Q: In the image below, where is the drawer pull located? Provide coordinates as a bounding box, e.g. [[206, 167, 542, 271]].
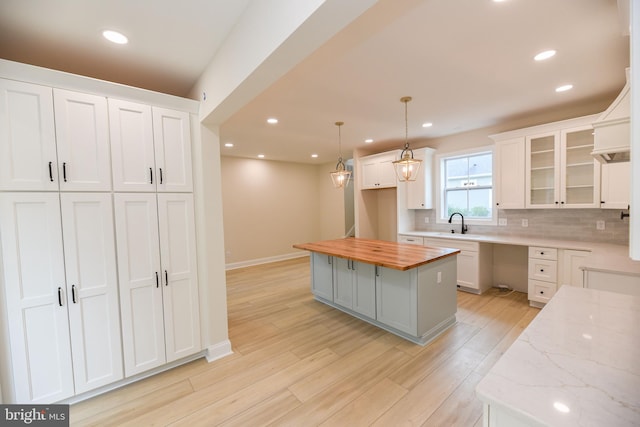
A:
[[540, 251, 545, 255], [540, 269, 544, 273]]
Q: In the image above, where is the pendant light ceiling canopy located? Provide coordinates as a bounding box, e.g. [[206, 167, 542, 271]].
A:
[[392, 96, 422, 182], [330, 121, 351, 188]]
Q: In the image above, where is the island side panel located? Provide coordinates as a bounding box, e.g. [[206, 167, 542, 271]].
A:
[[417, 256, 457, 340]]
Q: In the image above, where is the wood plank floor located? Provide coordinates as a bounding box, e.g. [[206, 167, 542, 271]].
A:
[[70, 257, 539, 426]]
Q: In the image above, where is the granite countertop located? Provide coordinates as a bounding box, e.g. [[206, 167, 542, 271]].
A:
[[293, 237, 459, 271], [400, 231, 640, 276], [476, 286, 640, 426]]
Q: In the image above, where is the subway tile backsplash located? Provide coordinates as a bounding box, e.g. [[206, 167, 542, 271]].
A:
[[414, 209, 629, 245]]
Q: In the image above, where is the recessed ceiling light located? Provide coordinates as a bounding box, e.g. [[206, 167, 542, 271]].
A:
[[311, 154, 318, 158], [224, 143, 234, 148], [258, 154, 265, 158], [534, 50, 556, 61], [103, 30, 128, 45], [267, 118, 278, 124], [422, 122, 433, 128], [555, 84, 573, 92], [365, 139, 373, 144]]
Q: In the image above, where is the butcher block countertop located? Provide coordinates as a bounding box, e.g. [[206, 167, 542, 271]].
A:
[[293, 237, 459, 271]]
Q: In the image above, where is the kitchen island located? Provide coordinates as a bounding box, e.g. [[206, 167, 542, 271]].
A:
[[293, 238, 460, 345], [476, 286, 640, 426]]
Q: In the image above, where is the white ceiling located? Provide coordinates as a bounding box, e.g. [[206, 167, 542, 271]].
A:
[[0, 0, 630, 164]]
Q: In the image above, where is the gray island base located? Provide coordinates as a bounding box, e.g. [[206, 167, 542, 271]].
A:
[[294, 238, 459, 346]]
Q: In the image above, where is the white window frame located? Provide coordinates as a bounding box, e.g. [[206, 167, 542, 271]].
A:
[[435, 146, 497, 226]]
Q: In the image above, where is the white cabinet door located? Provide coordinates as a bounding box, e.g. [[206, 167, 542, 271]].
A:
[[0, 80, 58, 191], [359, 151, 399, 189], [0, 193, 74, 403], [333, 257, 353, 309], [560, 126, 600, 208], [352, 261, 376, 318], [109, 99, 156, 192], [406, 147, 434, 209], [526, 131, 560, 208], [153, 108, 193, 192], [60, 193, 123, 393], [495, 137, 525, 209], [600, 162, 630, 209], [457, 251, 479, 289], [360, 159, 380, 189], [376, 266, 417, 335], [53, 89, 111, 191], [157, 193, 201, 362], [559, 250, 589, 288], [311, 253, 334, 301], [377, 154, 398, 188], [114, 193, 165, 376]]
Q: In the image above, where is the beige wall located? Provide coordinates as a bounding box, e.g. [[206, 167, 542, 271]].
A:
[[221, 157, 347, 267]]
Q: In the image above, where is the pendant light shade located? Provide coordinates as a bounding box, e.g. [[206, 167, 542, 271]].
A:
[[393, 96, 422, 182], [330, 121, 351, 188]]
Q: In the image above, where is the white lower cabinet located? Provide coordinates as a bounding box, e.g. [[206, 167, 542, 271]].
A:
[[527, 247, 558, 305], [0, 192, 122, 403], [114, 193, 200, 377], [376, 267, 418, 335]]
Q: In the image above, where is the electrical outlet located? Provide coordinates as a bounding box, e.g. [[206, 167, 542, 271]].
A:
[[498, 218, 507, 226], [437, 271, 442, 283], [596, 220, 605, 230], [424, 217, 430, 224], [522, 219, 528, 228]]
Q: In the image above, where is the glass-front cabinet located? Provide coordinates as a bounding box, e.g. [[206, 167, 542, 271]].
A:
[[526, 125, 600, 209]]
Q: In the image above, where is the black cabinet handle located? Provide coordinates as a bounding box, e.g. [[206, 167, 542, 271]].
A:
[[375, 266, 379, 277], [72, 285, 77, 304], [328, 256, 332, 265], [58, 287, 63, 306], [63, 162, 67, 182], [150, 167, 153, 184], [165, 270, 168, 286], [159, 168, 163, 184], [48, 162, 54, 182], [155, 271, 159, 288]]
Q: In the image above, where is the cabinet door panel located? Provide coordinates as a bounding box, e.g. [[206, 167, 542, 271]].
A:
[[153, 107, 193, 192], [157, 194, 201, 362], [376, 267, 417, 335], [333, 257, 353, 309], [352, 262, 376, 318], [495, 138, 525, 209], [114, 193, 165, 376], [600, 162, 630, 209], [53, 89, 111, 191], [109, 99, 155, 191], [456, 251, 478, 289], [0, 80, 58, 191], [311, 253, 333, 300], [61, 193, 123, 393], [0, 193, 74, 403]]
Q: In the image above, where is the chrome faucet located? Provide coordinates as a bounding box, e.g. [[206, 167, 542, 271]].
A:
[[448, 212, 468, 234]]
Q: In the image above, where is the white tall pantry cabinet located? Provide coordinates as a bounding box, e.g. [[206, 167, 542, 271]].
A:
[[0, 72, 202, 404]]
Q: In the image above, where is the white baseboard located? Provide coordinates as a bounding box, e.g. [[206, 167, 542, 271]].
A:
[[205, 340, 233, 363], [225, 251, 309, 270]]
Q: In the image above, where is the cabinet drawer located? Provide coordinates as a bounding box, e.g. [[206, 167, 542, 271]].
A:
[[424, 238, 478, 252], [528, 258, 557, 282], [528, 279, 556, 304], [398, 235, 424, 246], [528, 247, 557, 260]]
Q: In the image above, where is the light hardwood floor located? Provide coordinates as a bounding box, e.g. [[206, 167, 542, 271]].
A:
[[70, 257, 539, 426]]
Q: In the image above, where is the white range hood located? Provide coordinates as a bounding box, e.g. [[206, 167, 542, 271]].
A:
[[591, 69, 631, 163]]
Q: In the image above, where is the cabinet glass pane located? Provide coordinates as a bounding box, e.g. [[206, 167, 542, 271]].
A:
[[564, 129, 595, 205], [529, 135, 556, 206]]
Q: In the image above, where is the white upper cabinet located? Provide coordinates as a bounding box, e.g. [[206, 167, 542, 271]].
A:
[[152, 107, 193, 192], [110, 99, 193, 192], [494, 137, 525, 209], [0, 79, 58, 191], [406, 147, 435, 209], [60, 193, 123, 394], [0, 193, 74, 403], [525, 120, 600, 209], [600, 161, 630, 209], [109, 99, 156, 192], [359, 151, 399, 189], [53, 89, 111, 191]]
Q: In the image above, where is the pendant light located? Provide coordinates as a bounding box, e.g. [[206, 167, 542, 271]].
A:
[[393, 96, 422, 182], [330, 121, 351, 188]]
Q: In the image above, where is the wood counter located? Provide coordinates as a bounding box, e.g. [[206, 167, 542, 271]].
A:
[[293, 237, 459, 271]]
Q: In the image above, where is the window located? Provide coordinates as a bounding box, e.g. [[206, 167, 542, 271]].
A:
[[437, 149, 494, 224]]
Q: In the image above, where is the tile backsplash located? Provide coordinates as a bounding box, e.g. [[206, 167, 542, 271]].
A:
[[414, 208, 630, 245]]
